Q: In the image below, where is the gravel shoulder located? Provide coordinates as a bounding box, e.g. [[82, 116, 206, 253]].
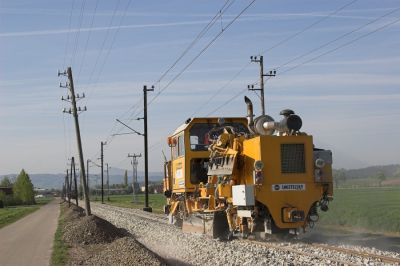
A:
[[59, 202, 165, 266], [90, 202, 400, 266]]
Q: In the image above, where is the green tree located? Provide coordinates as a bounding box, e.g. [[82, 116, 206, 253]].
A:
[[13, 169, 35, 205], [124, 170, 128, 187], [0, 176, 12, 187], [377, 171, 386, 187]]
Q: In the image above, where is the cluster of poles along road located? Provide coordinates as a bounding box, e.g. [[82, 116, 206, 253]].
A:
[[59, 67, 154, 216]]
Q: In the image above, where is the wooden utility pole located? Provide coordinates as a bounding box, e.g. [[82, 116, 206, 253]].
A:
[[72, 157, 78, 206], [248, 55, 276, 116], [143, 85, 153, 212], [128, 153, 141, 203], [59, 67, 91, 216]]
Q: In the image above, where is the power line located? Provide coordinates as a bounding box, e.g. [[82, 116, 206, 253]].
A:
[[147, 0, 257, 108], [77, 0, 100, 80], [189, 0, 360, 118], [153, 0, 235, 86], [70, 0, 87, 68], [95, 0, 254, 154], [206, 10, 400, 116], [62, 0, 76, 69], [275, 6, 400, 71], [85, 0, 121, 89], [279, 14, 400, 75], [89, 0, 134, 92], [260, 0, 359, 55]]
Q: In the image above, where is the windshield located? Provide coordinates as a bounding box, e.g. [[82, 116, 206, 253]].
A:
[[189, 122, 248, 151]]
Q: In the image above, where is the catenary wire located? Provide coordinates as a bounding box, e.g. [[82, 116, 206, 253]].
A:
[[190, 0, 360, 117], [70, 0, 87, 68], [147, 0, 257, 108], [95, 0, 254, 154], [62, 0, 76, 69], [152, 0, 235, 86], [206, 10, 400, 116], [77, 0, 100, 81]]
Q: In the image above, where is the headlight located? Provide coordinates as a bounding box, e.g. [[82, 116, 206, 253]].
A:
[[315, 158, 325, 168], [254, 160, 264, 171]]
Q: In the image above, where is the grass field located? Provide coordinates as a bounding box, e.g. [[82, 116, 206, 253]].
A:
[[97, 194, 166, 213], [319, 187, 400, 234], [0, 197, 53, 229]]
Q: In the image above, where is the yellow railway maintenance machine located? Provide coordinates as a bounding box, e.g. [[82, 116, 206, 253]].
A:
[[163, 96, 333, 239]]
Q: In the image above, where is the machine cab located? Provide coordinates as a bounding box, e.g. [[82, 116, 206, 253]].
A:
[[164, 117, 248, 194]]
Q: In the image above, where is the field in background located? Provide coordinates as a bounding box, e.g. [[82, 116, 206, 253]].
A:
[[96, 194, 165, 214], [0, 197, 53, 229], [319, 187, 400, 234]]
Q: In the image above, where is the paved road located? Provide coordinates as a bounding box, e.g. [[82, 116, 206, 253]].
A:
[[0, 199, 60, 266]]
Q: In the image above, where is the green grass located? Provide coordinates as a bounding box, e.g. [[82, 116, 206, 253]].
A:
[[51, 204, 68, 266], [319, 187, 400, 234], [0, 197, 53, 229], [98, 194, 166, 213]]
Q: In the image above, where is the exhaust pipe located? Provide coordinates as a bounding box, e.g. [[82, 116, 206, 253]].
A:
[[244, 96, 254, 131]]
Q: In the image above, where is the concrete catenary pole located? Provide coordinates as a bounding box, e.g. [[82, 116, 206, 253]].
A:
[[100, 141, 106, 204], [143, 85, 153, 212]]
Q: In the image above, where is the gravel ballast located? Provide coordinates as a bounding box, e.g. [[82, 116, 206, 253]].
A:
[[60, 203, 164, 265], [90, 203, 400, 266]]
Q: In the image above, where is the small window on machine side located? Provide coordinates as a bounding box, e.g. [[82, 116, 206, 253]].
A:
[[171, 138, 178, 159], [178, 134, 185, 157], [190, 158, 209, 184]]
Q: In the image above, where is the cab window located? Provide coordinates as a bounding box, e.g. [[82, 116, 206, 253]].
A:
[[189, 122, 249, 151], [178, 135, 185, 157]]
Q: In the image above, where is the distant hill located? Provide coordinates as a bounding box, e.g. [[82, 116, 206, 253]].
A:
[[334, 164, 400, 179], [0, 168, 163, 189]]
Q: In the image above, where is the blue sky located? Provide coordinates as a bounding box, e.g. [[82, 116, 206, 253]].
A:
[[0, 0, 399, 175]]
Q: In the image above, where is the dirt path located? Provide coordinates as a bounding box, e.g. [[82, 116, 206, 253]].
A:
[[0, 199, 60, 266]]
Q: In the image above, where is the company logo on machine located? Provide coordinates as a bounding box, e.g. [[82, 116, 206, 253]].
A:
[[272, 184, 305, 191]]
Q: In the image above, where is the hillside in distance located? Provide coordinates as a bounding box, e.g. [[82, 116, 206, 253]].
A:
[[0, 169, 163, 189], [334, 164, 400, 179]]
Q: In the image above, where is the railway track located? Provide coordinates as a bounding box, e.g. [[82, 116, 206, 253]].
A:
[[244, 239, 400, 265], [310, 243, 400, 265], [95, 204, 400, 265], [125, 207, 400, 265]]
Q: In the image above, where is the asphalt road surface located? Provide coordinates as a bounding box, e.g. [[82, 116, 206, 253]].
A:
[[0, 199, 59, 266]]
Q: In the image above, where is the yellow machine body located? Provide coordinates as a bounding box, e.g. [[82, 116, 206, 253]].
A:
[[163, 115, 333, 238]]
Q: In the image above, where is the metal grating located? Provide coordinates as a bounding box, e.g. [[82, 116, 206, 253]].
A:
[[281, 144, 306, 174]]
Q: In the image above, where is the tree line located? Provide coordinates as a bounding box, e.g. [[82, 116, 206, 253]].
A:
[[0, 169, 36, 207]]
